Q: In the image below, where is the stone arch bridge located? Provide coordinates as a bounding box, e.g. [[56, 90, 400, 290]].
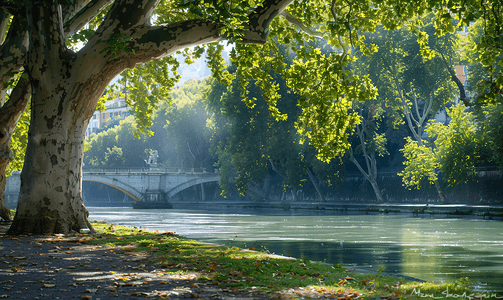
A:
[[5, 168, 220, 207], [83, 167, 221, 204]]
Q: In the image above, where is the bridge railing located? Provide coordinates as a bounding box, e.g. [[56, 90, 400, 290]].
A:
[[82, 167, 219, 175]]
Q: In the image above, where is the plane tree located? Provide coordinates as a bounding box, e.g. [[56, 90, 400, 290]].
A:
[[205, 62, 309, 200], [357, 17, 460, 201], [346, 100, 388, 202], [84, 116, 152, 167], [399, 103, 487, 190], [149, 79, 213, 169], [0, 0, 500, 234]]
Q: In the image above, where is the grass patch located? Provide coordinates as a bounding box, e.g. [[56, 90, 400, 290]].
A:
[[84, 221, 498, 299]]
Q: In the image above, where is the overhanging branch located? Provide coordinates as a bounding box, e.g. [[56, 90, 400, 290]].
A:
[[279, 11, 323, 38], [0, 16, 28, 86], [64, 0, 113, 36], [241, 0, 293, 44]]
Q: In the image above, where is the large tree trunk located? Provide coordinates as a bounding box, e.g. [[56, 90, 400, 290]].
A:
[[8, 79, 95, 234], [7, 0, 117, 235]]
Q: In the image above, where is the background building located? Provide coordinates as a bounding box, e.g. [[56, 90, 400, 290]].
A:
[[85, 97, 130, 136]]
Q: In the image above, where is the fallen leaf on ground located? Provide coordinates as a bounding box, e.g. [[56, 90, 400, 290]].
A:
[[42, 284, 55, 288]]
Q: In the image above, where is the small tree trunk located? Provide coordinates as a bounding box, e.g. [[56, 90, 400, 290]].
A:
[[0, 152, 12, 221], [0, 77, 31, 221], [368, 179, 384, 202], [433, 179, 445, 202], [306, 167, 324, 202]]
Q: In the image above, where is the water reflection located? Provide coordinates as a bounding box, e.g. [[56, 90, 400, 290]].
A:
[[88, 207, 503, 292]]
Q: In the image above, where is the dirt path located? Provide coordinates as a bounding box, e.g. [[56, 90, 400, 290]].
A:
[[0, 222, 275, 300]]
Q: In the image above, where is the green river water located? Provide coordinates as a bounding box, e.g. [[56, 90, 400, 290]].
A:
[[88, 207, 503, 292]]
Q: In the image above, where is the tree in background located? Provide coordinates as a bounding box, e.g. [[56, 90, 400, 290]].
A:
[[206, 45, 343, 201], [461, 20, 503, 170], [399, 103, 486, 191], [85, 79, 213, 170], [149, 79, 213, 169], [85, 116, 150, 167], [477, 104, 503, 171], [347, 101, 389, 202], [462, 21, 503, 105], [359, 16, 461, 201]]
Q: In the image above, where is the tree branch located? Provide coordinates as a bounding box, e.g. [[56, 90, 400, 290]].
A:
[[125, 20, 222, 64], [388, 64, 422, 144], [0, 3, 23, 16], [64, 0, 113, 36], [279, 11, 323, 38], [0, 16, 28, 89], [0, 76, 31, 129], [349, 146, 370, 180], [241, 0, 293, 44], [439, 51, 470, 106], [97, 0, 158, 36], [0, 11, 9, 44]]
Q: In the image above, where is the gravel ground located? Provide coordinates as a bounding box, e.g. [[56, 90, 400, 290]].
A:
[[0, 221, 280, 300]]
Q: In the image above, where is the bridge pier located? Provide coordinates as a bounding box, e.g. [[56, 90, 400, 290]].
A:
[[200, 183, 205, 201], [133, 191, 172, 209]]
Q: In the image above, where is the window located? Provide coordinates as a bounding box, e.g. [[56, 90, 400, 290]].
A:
[[110, 112, 113, 118]]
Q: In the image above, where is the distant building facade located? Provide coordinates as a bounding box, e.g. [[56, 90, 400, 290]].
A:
[[433, 64, 468, 124], [85, 97, 131, 137]]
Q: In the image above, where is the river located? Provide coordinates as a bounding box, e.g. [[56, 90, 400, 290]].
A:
[[88, 206, 503, 292]]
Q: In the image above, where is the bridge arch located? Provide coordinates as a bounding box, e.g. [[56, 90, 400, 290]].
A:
[[167, 174, 220, 198], [83, 174, 144, 202]]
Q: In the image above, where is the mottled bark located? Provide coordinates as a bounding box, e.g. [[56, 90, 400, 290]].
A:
[[8, 1, 101, 234], [7, 96, 93, 233], [0, 16, 28, 85]]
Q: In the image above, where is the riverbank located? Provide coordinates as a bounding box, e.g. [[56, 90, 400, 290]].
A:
[[164, 201, 503, 220], [1, 219, 499, 299]]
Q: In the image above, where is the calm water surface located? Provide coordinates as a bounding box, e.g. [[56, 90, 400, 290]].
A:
[[88, 207, 503, 292]]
